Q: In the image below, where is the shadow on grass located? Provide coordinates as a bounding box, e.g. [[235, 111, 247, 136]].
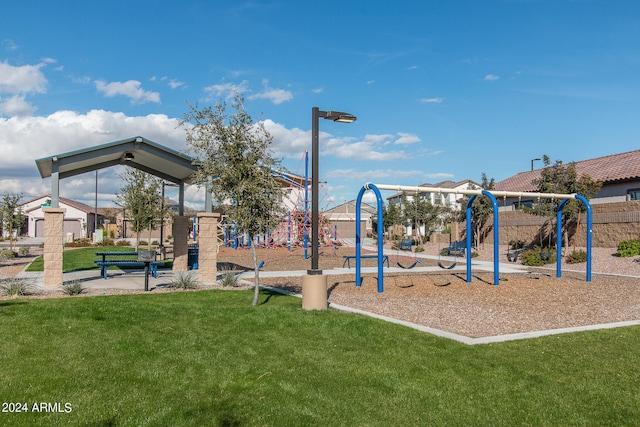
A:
[[258, 289, 290, 306], [0, 300, 28, 308]]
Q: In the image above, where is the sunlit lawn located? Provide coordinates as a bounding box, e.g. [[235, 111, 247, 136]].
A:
[[0, 289, 639, 426], [26, 245, 172, 272]]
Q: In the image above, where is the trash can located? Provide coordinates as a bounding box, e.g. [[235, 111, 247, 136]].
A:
[[187, 243, 199, 270]]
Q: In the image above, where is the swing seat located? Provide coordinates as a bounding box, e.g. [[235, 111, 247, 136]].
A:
[[396, 259, 424, 269], [438, 261, 457, 270]]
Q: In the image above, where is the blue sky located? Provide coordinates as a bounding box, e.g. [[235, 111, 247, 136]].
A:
[[1, 0, 639, 209]]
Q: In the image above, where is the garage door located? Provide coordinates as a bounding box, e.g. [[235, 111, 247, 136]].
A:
[[64, 220, 83, 238], [35, 219, 83, 238], [35, 219, 44, 237]]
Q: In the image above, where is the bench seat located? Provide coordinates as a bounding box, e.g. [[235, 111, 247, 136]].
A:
[[94, 260, 164, 279]]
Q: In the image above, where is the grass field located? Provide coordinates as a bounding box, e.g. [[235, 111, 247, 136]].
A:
[[26, 246, 172, 272], [1, 289, 639, 426]]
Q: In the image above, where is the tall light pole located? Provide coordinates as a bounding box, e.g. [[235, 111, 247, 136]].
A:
[[303, 107, 356, 310], [309, 107, 357, 274], [531, 157, 541, 171]]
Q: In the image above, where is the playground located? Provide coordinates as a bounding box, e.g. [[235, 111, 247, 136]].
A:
[[243, 243, 640, 340]]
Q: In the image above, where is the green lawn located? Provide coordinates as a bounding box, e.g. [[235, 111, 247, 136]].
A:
[[0, 290, 638, 426], [26, 246, 172, 272]]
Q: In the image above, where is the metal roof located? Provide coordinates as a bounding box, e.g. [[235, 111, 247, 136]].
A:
[[35, 136, 197, 184]]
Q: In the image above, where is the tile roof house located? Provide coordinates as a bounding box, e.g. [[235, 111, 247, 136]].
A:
[[494, 150, 640, 204], [19, 194, 102, 239]]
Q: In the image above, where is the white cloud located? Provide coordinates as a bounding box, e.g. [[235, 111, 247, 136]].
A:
[[312, 87, 323, 94], [3, 39, 19, 51], [424, 172, 454, 180], [168, 79, 185, 89], [327, 168, 424, 180], [248, 79, 293, 105], [95, 80, 161, 104], [0, 95, 37, 116], [0, 60, 48, 94], [394, 132, 420, 145], [420, 97, 444, 104], [484, 74, 500, 81], [0, 110, 187, 205], [204, 80, 250, 100]]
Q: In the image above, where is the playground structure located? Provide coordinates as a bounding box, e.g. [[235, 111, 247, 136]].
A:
[[194, 151, 347, 261], [355, 183, 593, 292]]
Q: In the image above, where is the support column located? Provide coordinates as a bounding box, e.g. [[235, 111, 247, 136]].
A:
[[43, 208, 65, 286], [172, 216, 190, 271], [197, 212, 220, 283]]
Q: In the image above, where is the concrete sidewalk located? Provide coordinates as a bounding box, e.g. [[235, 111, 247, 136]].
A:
[[16, 268, 181, 292]]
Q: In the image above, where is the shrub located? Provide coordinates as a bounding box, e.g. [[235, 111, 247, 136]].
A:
[[65, 238, 92, 248], [520, 247, 556, 266], [62, 280, 86, 295], [97, 238, 115, 246], [0, 249, 16, 261], [115, 240, 131, 246], [151, 240, 160, 246], [18, 246, 30, 256], [509, 239, 526, 250], [566, 250, 587, 264], [168, 271, 198, 289], [219, 272, 239, 287], [0, 278, 38, 296], [138, 240, 148, 246], [617, 239, 640, 257], [414, 246, 424, 253]]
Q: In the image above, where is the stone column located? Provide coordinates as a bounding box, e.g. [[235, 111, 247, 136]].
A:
[[172, 216, 190, 271], [43, 208, 65, 286], [196, 212, 220, 283]]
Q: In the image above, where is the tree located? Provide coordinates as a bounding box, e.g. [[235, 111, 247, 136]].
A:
[[456, 174, 495, 248], [531, 155, 602, 250], [181, 93, 286, 306], [1, 193, 25, 252], [115, 168, 165, 249], [400, 193, 441, 244]]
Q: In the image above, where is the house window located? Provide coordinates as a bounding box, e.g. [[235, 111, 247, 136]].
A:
[[627, 189, 640, 201]]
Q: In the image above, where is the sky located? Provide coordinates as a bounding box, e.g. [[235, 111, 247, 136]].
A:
[[1, 0, 640, 210]]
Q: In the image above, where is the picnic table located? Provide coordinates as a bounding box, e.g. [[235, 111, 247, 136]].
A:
[[94, 251, 164, 280]]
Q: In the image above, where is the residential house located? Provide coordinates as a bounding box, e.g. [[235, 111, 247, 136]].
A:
[[494, 149, 640, 206], [19, 195, 101, 239], [324, 200, 377, 239]]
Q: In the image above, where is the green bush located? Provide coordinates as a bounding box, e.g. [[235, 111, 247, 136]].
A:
[[62, 280, 86, 295], [18, 246, 30, 256], [0, 278, 38, 296], [115, 240, 131, 246], [520, 247, 556, 266], [65, 238, 92, 248], [566, 250, 588, 264], [168, 271, 198, 289], [414, 246, 424, 253], [0, 249, 16, 261], [509, 239, 526, 250], [617, 239, 640, 257], [219, 272, 239, 287], [151, 240, 160, 246]]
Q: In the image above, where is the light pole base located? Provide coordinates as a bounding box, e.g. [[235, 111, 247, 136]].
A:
[[302, 274, 328, 310]]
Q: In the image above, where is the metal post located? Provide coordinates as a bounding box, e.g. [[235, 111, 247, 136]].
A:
[[309, 107, 321, 274]]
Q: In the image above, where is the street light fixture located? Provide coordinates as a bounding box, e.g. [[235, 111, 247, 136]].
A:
[[309, 107, 357, 275], [531, 158, 541, 171], [303, 107, 356, 310]]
